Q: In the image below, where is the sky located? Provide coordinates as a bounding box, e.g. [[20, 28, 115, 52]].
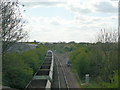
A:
[[19, 0, 118, 43]]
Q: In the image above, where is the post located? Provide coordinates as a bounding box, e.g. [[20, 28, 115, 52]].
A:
[[85, 74, 89, 85], [118, 0, 120, 89], [0, 0, 2, 89], [118, 0, 120, 35]]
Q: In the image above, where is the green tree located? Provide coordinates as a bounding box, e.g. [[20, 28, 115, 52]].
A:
[[2, 45, 46, 88], [102, 70, 118, 88], [1, 0, 28, 54], [70, 47, 90, 78], [2, 53, 33, 88]]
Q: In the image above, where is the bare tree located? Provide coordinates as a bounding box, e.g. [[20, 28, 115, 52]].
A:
[[1, 0, 28, 54], [97, 29, 118, 43], [96, 28, 118, 81], [96, 28, 118, 57]]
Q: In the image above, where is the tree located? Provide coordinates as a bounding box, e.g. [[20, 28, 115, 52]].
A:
[[2, 52, 33, 88], [1, 0, 28, 54], [96, 29, 118, 82], [97, 29, 118, 43], [69, 47, 91, 78]]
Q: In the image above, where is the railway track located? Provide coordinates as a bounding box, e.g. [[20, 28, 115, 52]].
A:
[[25, 51, 79, 89], [61, 58, 75, 88], [54, 53, 69, 89]]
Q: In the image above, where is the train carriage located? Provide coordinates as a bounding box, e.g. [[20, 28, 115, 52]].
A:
[[26, 50, 54, 88]]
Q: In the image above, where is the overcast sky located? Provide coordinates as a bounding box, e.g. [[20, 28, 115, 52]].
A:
[[20, 0, 118, 43]]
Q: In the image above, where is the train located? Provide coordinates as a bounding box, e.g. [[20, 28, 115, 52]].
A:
[[26, 50, 54, 88]]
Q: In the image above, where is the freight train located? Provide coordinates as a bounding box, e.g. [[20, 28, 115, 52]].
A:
[[26, 50, 54, 88]]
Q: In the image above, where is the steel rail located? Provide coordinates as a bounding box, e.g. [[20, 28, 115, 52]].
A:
[[54, 54, 61, 89], [54, 53, 69, 89]]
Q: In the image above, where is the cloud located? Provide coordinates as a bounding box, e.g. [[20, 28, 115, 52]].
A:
[[50, 21, 60, 25], [65, 0, 118, 14], [23, 2, 65, 8], [20, 0, 66, 8], [68, 6, 92, 14], [23, 13, 117, 42], [94, 1, 117, 13], [23, 12, 117, 42], [21, 0, 118, 42], [20, 0, 118, 14]]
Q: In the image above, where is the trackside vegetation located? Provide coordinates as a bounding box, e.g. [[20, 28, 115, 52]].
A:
[[2, 45, 46, 88], [69, 43, 118, 88]]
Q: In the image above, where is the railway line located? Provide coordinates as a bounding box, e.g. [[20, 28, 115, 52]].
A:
[[25, 50, 79, 89], [54, 54, 69, 89], [54, 53, 80, 88]]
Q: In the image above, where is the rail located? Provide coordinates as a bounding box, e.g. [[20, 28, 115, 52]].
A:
[[54, 53, 69, 89]]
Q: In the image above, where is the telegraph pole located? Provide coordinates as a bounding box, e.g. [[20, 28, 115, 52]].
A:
[[118, 0, 120, 89], [118, 0, 119, 35], [0, 0, 2, 89], [118, 0, 120, 48], [107, 0, 119, 88]]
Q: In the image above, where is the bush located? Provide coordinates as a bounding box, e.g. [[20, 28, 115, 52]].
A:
[[69, 47, 91, 78], [69, 43, 118, 88], [3, 53, 33, 88], [101, 70, 118, 88], [2, 45, 46, 88]]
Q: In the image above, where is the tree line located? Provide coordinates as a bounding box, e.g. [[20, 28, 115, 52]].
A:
[[69, 29, 118, 88]]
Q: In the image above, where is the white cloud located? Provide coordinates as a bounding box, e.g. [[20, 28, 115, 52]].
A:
[[23, 13, 117, 42], [94, 1, 117, 13], [66, 0, 118, 14], [20, 0, 118, 14], [21, 0, 118, 42]]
